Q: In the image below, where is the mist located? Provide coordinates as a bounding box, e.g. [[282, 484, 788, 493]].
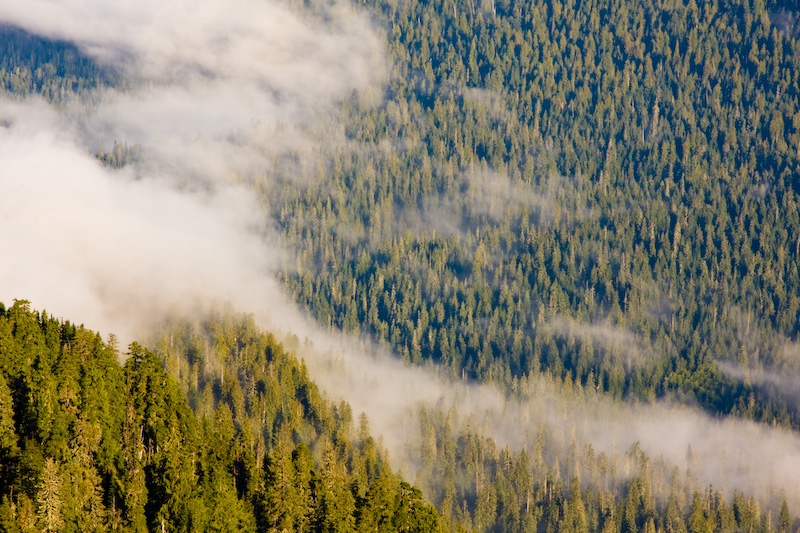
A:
[[0, 0, 384, 341], [3, 0, 800, 520], [546, 316, 655, 370], [293, 328, 800, 508], [1, 98, 276, 341], [716, 337, 800, 414]]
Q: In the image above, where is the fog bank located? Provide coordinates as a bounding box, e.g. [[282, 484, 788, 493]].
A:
[[296, 331, 800, 509], [0, 0, 385, 341]]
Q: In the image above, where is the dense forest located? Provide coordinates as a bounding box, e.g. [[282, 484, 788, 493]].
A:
[[0, 23, 118, 102], [148, 310, 798, 533], [3, 0, 800, 530], [267, 0, 800, 429], [4, 0, 799, 428], [0, 300, 441, 532], [2, 301, 794, 532]]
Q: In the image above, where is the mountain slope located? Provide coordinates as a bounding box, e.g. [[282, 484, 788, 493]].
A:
[[0, 300, 442, 532], [270, 0, 800, 429]]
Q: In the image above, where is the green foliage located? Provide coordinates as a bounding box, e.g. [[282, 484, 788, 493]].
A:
[[5, 0, 800, 528], [262, 0, 800, 433], [151, 308, 443, 533], [402, 400, 791, 532], [355, 472, 442, 533], [0, 24, 118, 102], [0, 301, 442, 532]]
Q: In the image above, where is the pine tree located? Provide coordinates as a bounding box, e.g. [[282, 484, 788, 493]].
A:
[[316, 446, 356, 532], [0, 373, 17, 453], [36, 458, 63, 533]]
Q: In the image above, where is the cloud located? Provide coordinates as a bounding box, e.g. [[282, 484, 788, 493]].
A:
[[716, 339, 800, 412], [0, 0, 387, 189], [0, 0, 384, 92], [293, 329, 800, 508], [461, 168, 591, 225], [394, 169, 592, 242], [0, 0, 386, 340], [770, 9, 800, 38], [0, 99, 277, 343]]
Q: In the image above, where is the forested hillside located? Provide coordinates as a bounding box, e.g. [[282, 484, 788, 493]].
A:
[[148, 308, 800, 532], [0, 301, 442, 532], [0, 23, 118, 101], [268, 0, 800, 429]]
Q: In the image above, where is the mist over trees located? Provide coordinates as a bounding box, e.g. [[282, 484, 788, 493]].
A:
[[0, 23, 118, 100], [2, 301, 795, 532], [3, 0, 800, 530], [270, 0, 800, 429]]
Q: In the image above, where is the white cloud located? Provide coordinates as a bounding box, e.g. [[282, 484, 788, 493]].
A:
[[0, 99, 275, 342], [0, 0, 387, 339]]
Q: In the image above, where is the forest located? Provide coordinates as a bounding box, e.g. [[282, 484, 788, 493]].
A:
[[2, 0, 800, 530], [269, 0, 800, 429], [0, 301, 441, 532], [1, 301, 794, 532]]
